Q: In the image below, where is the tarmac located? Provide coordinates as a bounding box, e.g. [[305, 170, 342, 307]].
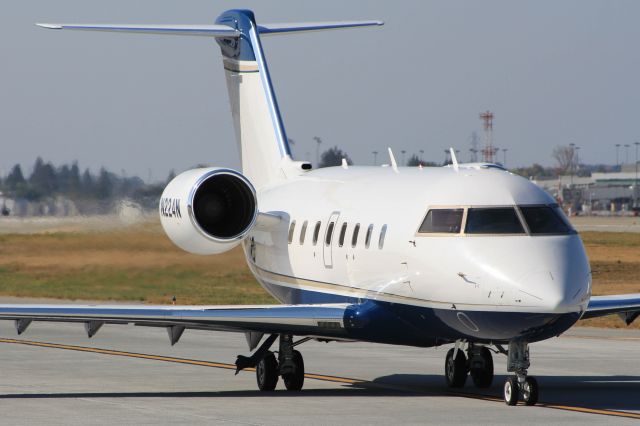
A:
[[1, 321, 639, 425]]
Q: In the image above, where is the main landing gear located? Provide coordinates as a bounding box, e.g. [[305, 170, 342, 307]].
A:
[[443, 340, 538, 406], [444, 343, 494, 389], [236, 333, 307, 392]]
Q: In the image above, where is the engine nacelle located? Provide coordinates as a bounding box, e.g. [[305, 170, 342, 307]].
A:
[[159, 167, 257, 255]]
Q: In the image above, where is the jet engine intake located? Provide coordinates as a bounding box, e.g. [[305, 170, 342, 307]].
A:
[[159, 167, 257, 254]]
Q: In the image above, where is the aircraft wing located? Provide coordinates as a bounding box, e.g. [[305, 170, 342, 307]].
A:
[[0, 303, 350, 343], [582, 294, 640, 325]]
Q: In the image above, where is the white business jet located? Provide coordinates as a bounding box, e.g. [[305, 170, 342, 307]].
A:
[[2, 9, 639, 406]]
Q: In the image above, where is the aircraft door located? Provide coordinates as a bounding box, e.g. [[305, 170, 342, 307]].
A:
[[323, 211, 340, 268]]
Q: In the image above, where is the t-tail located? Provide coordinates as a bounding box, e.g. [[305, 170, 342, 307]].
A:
[[37, 9, 383, 189]]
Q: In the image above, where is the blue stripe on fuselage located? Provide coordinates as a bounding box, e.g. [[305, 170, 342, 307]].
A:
[[258, 280, 580, 347]]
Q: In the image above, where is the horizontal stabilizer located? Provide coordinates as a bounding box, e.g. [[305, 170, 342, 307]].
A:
[[257, 20, 383, 35], [36, 20, 383, 38], [35, 23, 240, 37]]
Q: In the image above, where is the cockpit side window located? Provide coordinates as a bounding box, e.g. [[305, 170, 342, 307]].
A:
[[465, 208, 525, 234], [519, 205, 574, 235], [419, 209, 463, 233]]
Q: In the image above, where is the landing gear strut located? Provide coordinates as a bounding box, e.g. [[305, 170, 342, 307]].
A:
[[503, 340, 538, 406]]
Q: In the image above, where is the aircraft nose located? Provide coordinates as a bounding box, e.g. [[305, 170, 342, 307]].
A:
[[520, 236, 590, 313]]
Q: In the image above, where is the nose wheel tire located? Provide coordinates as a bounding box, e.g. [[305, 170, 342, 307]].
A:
[[470, 346, 493, 388], [256, 351, 279, 391], [504, 376, 519, 406], [521, 376, 539, 406], [283, 350, 305, 391], [445, 348, 468, 388]]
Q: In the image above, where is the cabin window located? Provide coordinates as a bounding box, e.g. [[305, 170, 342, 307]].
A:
[[378, 224, 387, 249], [299, 220, 308, 244], [419, 209, 463, 233], [338, 222, 348, 247], [325, 222, 335, 246], [465, 208, 525, 234], [351, 223, 360, 248], [519, 205, 574, 235], [365, 224, 374, 249], [312, 221, 321, 245], [288, 220, 296, 244]]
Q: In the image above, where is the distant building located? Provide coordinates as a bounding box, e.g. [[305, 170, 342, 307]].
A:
[[532, 168, 639, 214], [0, 196, 79, 217]]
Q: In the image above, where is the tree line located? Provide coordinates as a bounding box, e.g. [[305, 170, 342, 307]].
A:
[[0, 158, 164, 204]]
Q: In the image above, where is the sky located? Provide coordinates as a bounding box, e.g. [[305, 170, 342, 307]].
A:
[[2, 0, 640, 181]]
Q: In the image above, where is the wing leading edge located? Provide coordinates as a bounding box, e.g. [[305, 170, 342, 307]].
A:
[[0, 303, 350, 340], [583, 294, 640, 325]]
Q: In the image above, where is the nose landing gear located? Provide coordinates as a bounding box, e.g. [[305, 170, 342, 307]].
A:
[[504, 340, 538, 406]]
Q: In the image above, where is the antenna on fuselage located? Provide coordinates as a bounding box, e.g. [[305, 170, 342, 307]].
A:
[[449, 147, 459, 172], [387, 147, 399, 173]]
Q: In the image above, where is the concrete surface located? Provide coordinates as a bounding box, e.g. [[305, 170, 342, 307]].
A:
[[0, 321, 638, 425]]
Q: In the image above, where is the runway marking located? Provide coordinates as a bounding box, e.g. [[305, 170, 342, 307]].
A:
[[1, 337, 640, 420]]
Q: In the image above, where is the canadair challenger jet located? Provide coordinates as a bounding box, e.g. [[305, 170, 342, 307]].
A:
[[2, 9, 639, 406]]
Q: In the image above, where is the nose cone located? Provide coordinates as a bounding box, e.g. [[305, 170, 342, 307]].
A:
[[519, 234, 590, 314]]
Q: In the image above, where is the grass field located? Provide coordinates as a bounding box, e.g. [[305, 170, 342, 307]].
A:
[[0, 222, 638, 328]]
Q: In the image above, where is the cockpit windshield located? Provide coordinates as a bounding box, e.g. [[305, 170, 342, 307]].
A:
[[418, 204, 575, 236], [519, 205, 574, 235], [465, 207, 525, 234]]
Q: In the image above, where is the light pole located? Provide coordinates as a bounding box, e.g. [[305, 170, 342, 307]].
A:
[[419, 150, 424, 163], [616, 144, 621, 167], [624, 144, 630, 165], [372, 150, 378, 166], [469, 148, 477, 162], [575, 146, 581, 176], [401, 150, 406, 166], [569, 143, 575, 186], [502, 148, 508, 167], [313, 136, 322, 167], [635, 142, 639, 206]]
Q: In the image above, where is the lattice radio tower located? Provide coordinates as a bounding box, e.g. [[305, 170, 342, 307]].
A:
[[479, 110, 498, 163]]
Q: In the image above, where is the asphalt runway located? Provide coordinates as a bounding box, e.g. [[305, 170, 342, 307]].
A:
[[1, 322, 639, 425]]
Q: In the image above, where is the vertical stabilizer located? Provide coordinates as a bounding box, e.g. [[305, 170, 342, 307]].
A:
[[36, 11, 382, 189], [215, 10, 291, 189]]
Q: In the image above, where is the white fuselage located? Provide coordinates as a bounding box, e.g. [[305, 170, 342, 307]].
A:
[[245, 165, 591, 335]]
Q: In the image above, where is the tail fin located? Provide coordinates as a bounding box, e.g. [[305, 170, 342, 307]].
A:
[[37, 10, 383, 188]]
